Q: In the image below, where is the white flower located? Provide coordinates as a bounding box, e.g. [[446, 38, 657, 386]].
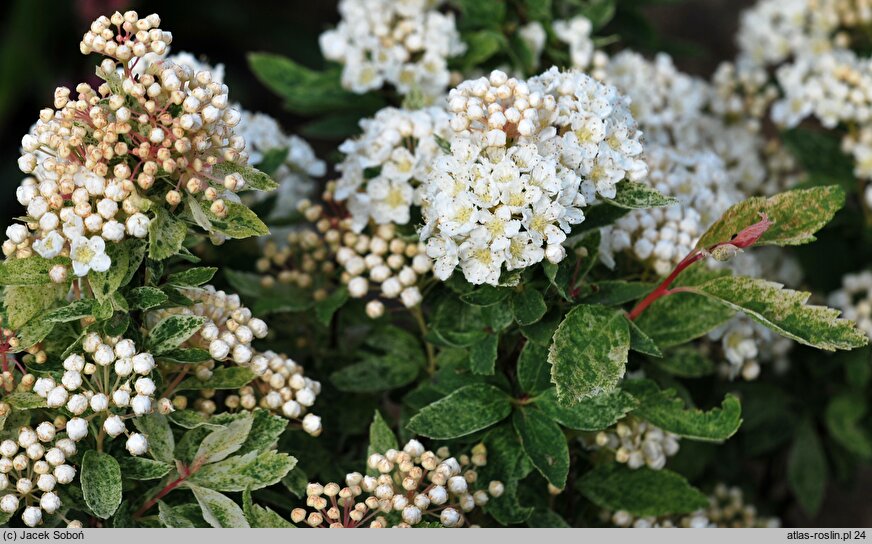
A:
[[302, 413, 322, 436], [69, 236, 111, 277], [65, 418, 88, 441], [125, 213, 151, 238], [420, 68, 646, 285], [125, 433, 148, 456]]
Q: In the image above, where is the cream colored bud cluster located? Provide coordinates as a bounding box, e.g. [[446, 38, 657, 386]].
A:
[[147, 286, 269, 366], [31, 334, 156, 456], [80, 12, 171, 59], [257, 229, 337, 299], [608, 482, 780, 528], [17, 12, 248, 262], [291, 440, 503, 528], [195, 351, 323, 437], [709, 60, 779, 127], [588, 417, 680, 470], [261, 197, 432, 318], [0, 320, 47, 371], [0, 424, 77, 527]]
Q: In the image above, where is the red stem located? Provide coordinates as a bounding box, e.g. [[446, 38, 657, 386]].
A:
[[134, 465, 191, 518], [626, 249, 705, 321]]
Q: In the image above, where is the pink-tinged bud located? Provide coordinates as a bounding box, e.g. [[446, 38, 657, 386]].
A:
[[719, 212, 773, 250]]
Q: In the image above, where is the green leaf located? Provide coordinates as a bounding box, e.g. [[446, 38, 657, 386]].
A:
[[517, 341, 551, 395], [189, 450, 297, 491], [158, 348, 212, 364], [212, 161, 278, 192], [89, 240, 134, 301], [5, 392, 47, 410], [195, 413, 254, 465], [548, 305, 630, 405], [535, 388, 637, 431], [237, 409, 289, 455], [512, 407, 569, 488], [148, 207, 187, 260], [168, 410, 224, 430], [81, 451, 123, 519], [158, 501, 196, 528], [117, 457, 172, 480], [479, 426, 534, 524], [12, 316, 55, 352], [654, 347, 716, 378], [454, 0, 506, 29], [782, 128, 855, 189], [788, 420, 828, 516], [187, 483, 250, 528], [314, 286, 348, 325], [626, 317, 662, 357], [521, 0, 552, 21], [634, 269, 735, 349], [332, 326, 423, 392], [578, 281, 655, 306], [167, 267, 217, 287], [248, 52, 383, 115], [242, 488, 295, 528], [368, 410, 398, 456], [178, 367, 257, 391], [470, 334, 499, 375], [825, 393, 872, 459], [512, 288, 547, 326], [579, 464, 708, 516], [691, 276, 868, 351], [695, 185, 845, 249], [132, 413, 175, 465], [44, 300, 94, 323], [623, 380, 743, 442], [0, 255, 69, 285], [605, 180, 678, 209], [459, 30, 506, 69], [198, 200, 270, 239], [407, 384, 512, 439], [4, 284, 66, 329], [331, 354, 421, 392], [460, 285, 510, 306], [146, 315, 208, 355]]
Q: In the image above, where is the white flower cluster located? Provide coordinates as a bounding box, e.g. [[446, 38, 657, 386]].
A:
[[9, 12, 251, 277], [335, 106, 451, 231], [421, 68, 647, 285], [204, 351, 323, 436], [736, 0, 838, 68], [319, 0, 466, 97], [162, 51, 326, 214], [828, 270, 872, 338], [554, 17, 596, 71], [592, 53, 743, 273], [733, 0, 872, 180], [32, 334, 156, 455], [708, 316, 793, 381], [588, 417, 680, 470], [599, 145, 736, 275], [0, 424, 77, 527], [237, 110, 325, 213], [609, 483, 780, 528], [148, 286, 269, 366], [292, 440, 502, 528], [260, 199, 432, 316]]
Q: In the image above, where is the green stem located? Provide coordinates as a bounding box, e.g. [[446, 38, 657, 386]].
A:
[[410, 306, 437, 375]]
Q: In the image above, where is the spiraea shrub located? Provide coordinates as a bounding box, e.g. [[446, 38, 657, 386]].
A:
[[0, 0, 871, 528]]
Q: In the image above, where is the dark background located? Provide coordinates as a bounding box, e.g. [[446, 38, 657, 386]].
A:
[[0, 0, 868, 527]]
